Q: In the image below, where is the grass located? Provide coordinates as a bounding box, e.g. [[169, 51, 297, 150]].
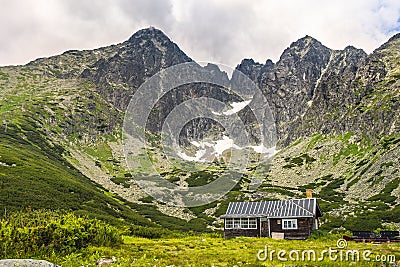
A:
[[36, 234, 400, 266], [186, 170, 219, 187], [0, 119, 163, 229], [127, 202, 211, 233]]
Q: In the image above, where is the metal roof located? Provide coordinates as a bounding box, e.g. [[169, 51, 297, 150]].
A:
[[220, 198, 321, 218]]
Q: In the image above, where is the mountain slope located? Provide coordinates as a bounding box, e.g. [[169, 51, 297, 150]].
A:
[[241, 35, 398, 145], [240, 34, 399, 230], [0, 36, 210, 231], [0, 28, 399, 232]]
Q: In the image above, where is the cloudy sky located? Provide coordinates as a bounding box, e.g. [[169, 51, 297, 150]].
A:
[[1, 0, 400, 67]]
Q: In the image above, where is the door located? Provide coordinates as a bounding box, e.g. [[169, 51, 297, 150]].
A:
[[260, 219, 269, 237]]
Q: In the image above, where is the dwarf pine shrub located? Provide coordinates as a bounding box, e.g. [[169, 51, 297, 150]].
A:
[[0, 209, 122, 257]]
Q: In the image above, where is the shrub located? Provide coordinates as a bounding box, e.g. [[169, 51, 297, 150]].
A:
[[343, 214, 382, 231], [129, 226, 169, 239], [309, 229, 334, 240], [0, 210, 122, 257]]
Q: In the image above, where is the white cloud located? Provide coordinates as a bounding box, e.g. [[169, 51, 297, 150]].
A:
[[0, 0, 399, 66]]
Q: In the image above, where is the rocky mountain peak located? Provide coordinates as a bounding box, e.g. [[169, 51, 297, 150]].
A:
[[387, 32, 400, 43], [123, 27, 192, 64], [373, 32, 400, 55], [127, 27, 172, 45], [234, 58, 264, 82], [238, 58, 261, 66], [327, 46, 367, 72], [203, 62, 222, 72], [81, 27, 192, 110], [291, 35, 320, 46], [282, 35, 329, 59], [202, 63, 230, 85], [277, 35, 332, 74], [342, 45, 366, 55]]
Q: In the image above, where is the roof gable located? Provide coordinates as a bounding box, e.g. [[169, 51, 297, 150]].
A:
[[221, 198, 321, 218]]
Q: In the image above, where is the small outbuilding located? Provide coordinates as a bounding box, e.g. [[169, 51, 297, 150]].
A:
[[220, 197, 322, 239]]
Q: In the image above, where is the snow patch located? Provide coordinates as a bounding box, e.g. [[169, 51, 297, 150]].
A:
[[177, 136, 277, 162], [314, 51, 335, 92], [249, 144, 277, 156], [214, 136, 241, 155], [177, 149, 207, 162], [177, 135, 241, 162], [223, 100, 251, 115]]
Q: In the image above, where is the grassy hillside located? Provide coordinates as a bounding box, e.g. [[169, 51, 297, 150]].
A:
[[0, 118, 157, 227], [0, 64, 215, 233], [0, 65, 147, 226]]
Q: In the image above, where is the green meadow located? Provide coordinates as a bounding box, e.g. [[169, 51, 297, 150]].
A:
[[2, 210, 399, 266], [45, 235, 400, 266]]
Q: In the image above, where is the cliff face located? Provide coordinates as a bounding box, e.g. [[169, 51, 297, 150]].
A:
[[31, 28, 397, 148], [237, 35, 398, 148], [25, 28, 399, 147], [77, 28, 398, 148], [80, 27, 192, 111]]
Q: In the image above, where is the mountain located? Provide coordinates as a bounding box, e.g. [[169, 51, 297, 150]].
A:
[[0, 28, 399, 232], [80, 27, 193, 111], [241, 35, 398, 146], [240, 34, 399, 230]]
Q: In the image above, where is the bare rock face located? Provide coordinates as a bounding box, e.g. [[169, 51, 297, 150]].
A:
[[233, 58, 265, 83], [285, 45, 369, 143], [236, 35, 399, 147], [27, 27, 399, 148], [77, 28, 398, 148], [82, 27, 192, 111], [261, 36, 333, 144]]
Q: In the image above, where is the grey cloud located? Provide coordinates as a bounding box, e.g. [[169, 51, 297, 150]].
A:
[[117, 0, 175, 31], [169, 1, 269, 67], [0, 0, 399, 67]]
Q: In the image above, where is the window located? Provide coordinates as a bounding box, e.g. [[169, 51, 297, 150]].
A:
[[225, 218, 233, 229], [282, 219, 297, 229], [241, 218, 249, 229], [225, 218, 258, 229], [233, 218, 241, 229], [249, 218, 257, 229]]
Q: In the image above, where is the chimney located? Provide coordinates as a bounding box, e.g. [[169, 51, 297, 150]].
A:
[[306, 189, 312, 198]]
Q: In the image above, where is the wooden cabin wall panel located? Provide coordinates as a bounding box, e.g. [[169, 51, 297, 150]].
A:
[[224, 228, 259, 238], [269, 217, 313, 239]]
